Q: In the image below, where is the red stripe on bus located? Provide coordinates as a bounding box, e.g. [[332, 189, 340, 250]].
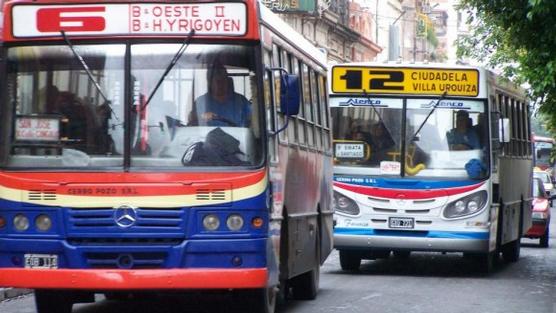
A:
[[334, 182, 484, 199], [0, 268, 268, 290], [0, 170, 266, 196]]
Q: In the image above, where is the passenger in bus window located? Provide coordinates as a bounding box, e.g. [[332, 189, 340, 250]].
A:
[[347, 122, 372, 144], [447, 110, 480, 150], [189, 62, 251, 127], [472, 112, 487, 147]]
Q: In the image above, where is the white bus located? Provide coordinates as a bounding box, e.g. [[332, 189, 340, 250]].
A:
[[329, 63, 532, 272]]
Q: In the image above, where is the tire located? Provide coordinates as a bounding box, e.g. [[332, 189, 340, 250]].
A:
[[465, 252, 495, 274], [478, 252, 495, 274], [502, 238, 521, 262], [339, 250, 361, 271], [540, 227, 550, 248], [290, 265, 319, 300], [291, 221, 320, 300], [250, 287, 277, 313], [35, 290, 73, 313]]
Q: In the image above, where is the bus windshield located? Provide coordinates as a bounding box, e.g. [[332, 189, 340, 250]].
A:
[[332, 98, 488, 179], [534, 140, 554, 169], [2, 43, 263, 169]]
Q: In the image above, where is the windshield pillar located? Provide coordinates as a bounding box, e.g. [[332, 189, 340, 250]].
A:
[[124, 44, 132, 170]]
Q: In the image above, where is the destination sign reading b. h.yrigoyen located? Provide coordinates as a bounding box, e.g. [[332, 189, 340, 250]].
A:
[[331, 66, 479, 97]]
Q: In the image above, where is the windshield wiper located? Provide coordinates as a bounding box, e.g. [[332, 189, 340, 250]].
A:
[[362, 90, 396, 141], [143, 29, 195, 110], [410, 91, 448, 141], [60, 30, 119, 122]]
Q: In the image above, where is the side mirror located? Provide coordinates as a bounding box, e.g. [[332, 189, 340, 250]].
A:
[[280, 74, 300, 116], [499, 118, 510, 143], [490, 111, 501, 151]]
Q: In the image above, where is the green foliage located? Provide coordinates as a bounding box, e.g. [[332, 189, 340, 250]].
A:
[[426, 26, 438, 48], [457, 0, 556, 133]]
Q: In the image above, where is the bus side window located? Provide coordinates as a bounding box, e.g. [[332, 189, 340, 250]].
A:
[[294, 58, 306, 145], [301, 62, 314, 147], [310, 69, 322, 151], [271, 44, 287, 143], [263, 49, 276, 134], [319, 75, 331, 151]]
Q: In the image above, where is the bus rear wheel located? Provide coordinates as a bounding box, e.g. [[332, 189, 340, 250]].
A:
[[35, 290, 73, 313], [339, 250, 361, 271]]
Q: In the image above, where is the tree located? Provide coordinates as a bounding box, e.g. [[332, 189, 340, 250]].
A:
[[457, 0, 556, 132]]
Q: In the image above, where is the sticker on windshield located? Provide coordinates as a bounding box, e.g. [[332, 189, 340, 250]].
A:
[[15, 116, 60, 142], [335, 143, 366, 158], [380, 161, 401, 175]]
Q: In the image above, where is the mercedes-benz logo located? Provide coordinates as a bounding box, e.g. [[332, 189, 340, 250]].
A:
[[113, 205, 138, 228]]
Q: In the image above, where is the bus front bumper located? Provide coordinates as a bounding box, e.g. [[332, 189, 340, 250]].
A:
[[334, 231, 490, 253], [0, 268, 268, 290]]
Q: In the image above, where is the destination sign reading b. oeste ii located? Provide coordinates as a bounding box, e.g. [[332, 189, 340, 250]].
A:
[[331, 66, 480, 97]]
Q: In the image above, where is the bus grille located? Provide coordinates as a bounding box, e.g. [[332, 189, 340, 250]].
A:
[[68, 238, 183, 246], [85, 252, 167, 269], [67, 207, 186, 232]]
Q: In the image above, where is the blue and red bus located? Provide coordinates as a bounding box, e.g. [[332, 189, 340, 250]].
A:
[[0, 1, 333, 312], [329, 63, 532, 272]]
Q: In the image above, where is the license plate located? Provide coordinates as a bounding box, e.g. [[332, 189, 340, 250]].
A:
[[389, 217, 414, 229], [24, 254, 58, 269]]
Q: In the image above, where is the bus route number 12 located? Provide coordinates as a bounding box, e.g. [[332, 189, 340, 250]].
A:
[[339, 69, 405, 92]]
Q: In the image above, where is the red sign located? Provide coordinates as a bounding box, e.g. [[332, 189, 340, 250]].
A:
[[36, 7, 106, 32], [15, 117, 60, 142]]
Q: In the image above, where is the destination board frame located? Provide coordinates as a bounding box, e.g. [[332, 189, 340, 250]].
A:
[[331, 66, 480, 97]]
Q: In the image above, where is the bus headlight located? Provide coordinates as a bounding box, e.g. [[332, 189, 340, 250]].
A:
[[443, 191, 487, 219], [226, 214, 244, 231], [454, 200, 466, 213], [203, 214, 220, 231], [13, 214, 30, 231], [35, 214, 52, 231], [333, 191, 360, 215]]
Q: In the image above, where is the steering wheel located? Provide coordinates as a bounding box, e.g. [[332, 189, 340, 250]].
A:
[[451, 143, 473, 151], [202, 112, 238, 127]]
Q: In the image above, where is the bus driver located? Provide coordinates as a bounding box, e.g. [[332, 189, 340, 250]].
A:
[[447, 110, 480, 150], [189, 62, 252, 127]]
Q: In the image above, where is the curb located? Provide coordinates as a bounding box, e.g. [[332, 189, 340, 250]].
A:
[[0, 288, 33, 302]]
